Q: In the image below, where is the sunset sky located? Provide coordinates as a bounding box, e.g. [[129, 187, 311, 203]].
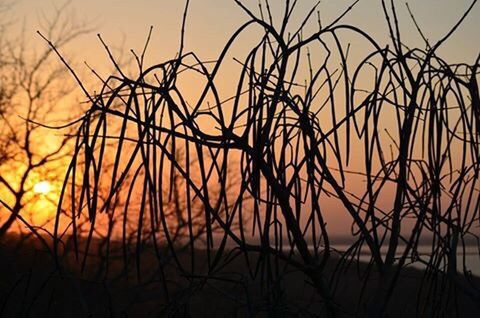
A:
[[4, 0, 480, 234], [13, 0, 480, 71], [2, 2, 480, 317]]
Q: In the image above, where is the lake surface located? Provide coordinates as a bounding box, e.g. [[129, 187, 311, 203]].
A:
[[329, 244, 480, 277]]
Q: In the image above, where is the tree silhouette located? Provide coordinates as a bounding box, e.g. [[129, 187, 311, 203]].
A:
[[16, 0, 480, 316], [0, 1, 91, 238]]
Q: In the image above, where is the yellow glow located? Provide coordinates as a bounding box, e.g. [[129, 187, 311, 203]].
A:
[[33, 181, 52, 195]]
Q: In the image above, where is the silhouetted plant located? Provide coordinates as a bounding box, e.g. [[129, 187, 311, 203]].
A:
[[38, 0, 480, 316]]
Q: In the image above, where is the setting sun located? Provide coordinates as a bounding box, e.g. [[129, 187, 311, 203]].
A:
[[33, 181, 52, 195]]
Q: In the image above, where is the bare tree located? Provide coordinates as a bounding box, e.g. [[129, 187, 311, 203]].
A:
[[0, 1, 91, 237]]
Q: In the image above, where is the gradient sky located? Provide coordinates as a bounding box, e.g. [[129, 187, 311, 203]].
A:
[[7, 0, 480, 234], [12, 0, 480, 71]]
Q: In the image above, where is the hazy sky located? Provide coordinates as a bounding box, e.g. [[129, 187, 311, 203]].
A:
[[12, 0, 480, 70], [8, 0, 480, 233]]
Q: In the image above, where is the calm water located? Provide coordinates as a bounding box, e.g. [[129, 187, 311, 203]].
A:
[[329, 244, 480, 277]]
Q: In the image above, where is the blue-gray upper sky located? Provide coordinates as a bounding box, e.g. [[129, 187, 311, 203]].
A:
[[11, 0, 480, 68]]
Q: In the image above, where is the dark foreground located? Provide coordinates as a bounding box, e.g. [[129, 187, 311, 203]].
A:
[[0, 235, 479, 317]]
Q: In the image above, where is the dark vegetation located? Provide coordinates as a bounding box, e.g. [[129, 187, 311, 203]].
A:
[[1, 0, 480, 317], [1, 235, 480, 317]]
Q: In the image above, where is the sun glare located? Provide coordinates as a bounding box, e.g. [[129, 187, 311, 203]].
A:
[[33, 181, 52, 195]]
